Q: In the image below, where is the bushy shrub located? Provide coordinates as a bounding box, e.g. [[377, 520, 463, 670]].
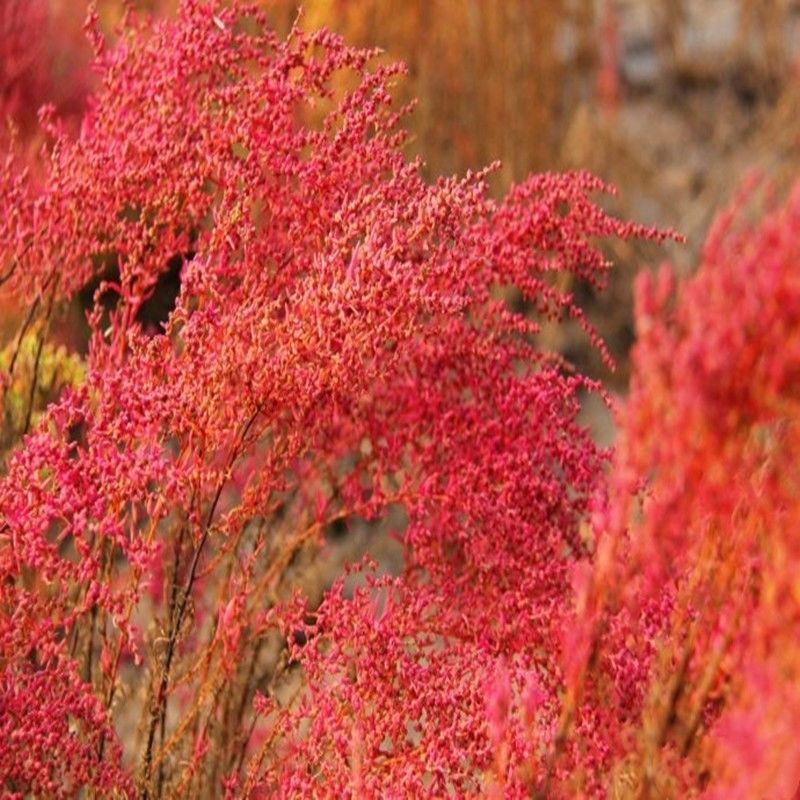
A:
[[584, 182, 800, 798], [2, 2, 797, 799]]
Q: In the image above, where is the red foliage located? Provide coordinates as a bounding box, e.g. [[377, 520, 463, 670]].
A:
[[0, 0, 92, 140], [5, 2, 798, 799], [570, 182, 800, 796]]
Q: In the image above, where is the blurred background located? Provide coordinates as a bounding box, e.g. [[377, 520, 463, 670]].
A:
[[3, 0, 800, 399]]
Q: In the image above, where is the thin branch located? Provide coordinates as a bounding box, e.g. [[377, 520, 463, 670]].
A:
[[6, 296, 40, 378], [0, 238, 32, 289], [140, 404, 262, 797], [22, 331, 45, 434]]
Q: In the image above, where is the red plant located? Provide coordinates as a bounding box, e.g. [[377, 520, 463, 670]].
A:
[[562, 181, 800, 797], [0, 2, 669, 796], [6, 1, 798, 799], [0, 0, 94, 142]]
